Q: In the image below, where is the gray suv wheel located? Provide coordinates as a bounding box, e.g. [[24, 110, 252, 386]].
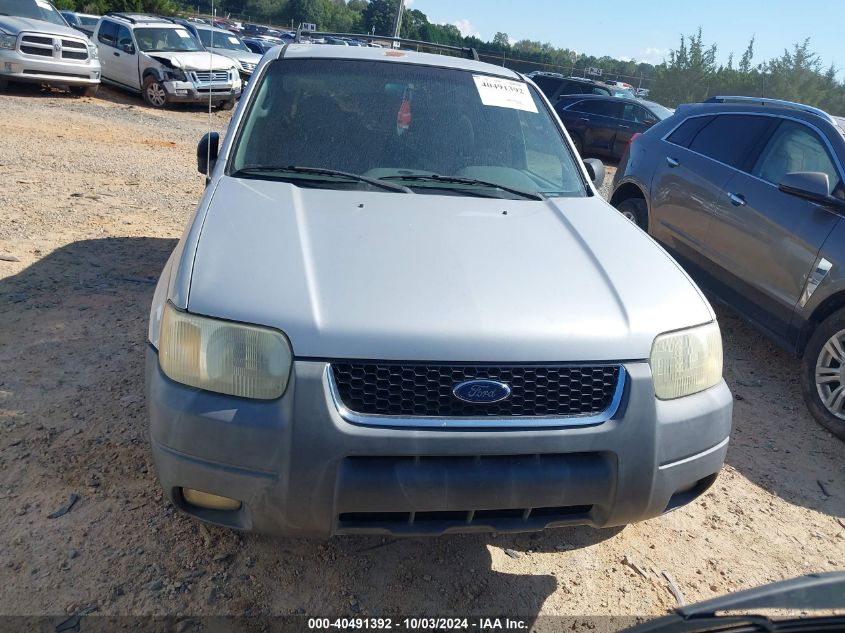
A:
[[142, 76, 167, 108], [802, 308, 845, 440]]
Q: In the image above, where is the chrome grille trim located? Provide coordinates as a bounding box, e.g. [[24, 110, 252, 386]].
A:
[[18, 33, 89, 62], [192, 70, 230, 83], [326, 364, 626, 429]]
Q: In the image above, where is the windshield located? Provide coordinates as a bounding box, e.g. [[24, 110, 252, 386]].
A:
[[198, 28, 249, 51], [77, 14, 97, 25], [0, 0, 66, 26], [231, 59, 586, 198], [134, 27, 203, 53], [612, 89, 635, 98]]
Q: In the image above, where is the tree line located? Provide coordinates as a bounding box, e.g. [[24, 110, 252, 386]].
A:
[[53, 0, 845, 115]]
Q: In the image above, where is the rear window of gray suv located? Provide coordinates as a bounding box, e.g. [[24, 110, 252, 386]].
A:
[[231, 59, 588, 198]]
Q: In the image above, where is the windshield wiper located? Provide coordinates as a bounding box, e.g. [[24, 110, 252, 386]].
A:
[[380, 174, 543, 200], [232, 165, 412, 193], [622, 572, 845, 633]]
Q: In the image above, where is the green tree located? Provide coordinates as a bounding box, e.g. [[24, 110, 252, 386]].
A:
[[492, 31, 509, 48], [363, 0, 399, 36], [738, 36, 755, 73]]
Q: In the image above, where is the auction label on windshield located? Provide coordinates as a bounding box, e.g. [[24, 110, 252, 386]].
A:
[[473, 75, 538, 113]]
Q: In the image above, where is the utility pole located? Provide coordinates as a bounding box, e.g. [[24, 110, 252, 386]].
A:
[[393, 0, 405, 39]]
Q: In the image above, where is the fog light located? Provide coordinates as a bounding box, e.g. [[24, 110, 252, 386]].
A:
[[4, 62, 12, 71], [182, 488, 241, 511]]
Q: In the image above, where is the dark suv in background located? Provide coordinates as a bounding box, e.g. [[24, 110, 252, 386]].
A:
[[555, 94, 673, 158], [526, 71, 611, 101], [611, 96, 845, 439]]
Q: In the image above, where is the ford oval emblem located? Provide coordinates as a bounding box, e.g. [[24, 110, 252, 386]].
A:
[[452, 379, 512, 404]]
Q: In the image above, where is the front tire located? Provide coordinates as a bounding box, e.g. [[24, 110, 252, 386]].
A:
[[142, 76, 168, 108], [218, 98, 236, 111], [801, 307, 845, 440], [69, 85, 98, 97], [615, 197, 648, 230], [0, 78, 8, 91]]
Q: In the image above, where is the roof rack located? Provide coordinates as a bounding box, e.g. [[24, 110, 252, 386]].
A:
[[705, 96, 837, 125], [103, 12, 175, 24], [293, 30, 479, 61]]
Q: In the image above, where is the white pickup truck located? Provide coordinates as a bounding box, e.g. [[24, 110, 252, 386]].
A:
[[0, 0, 100, 95]]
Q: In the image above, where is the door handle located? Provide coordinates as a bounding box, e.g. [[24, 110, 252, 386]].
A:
[[666, 157, 679, 168], [578, 117, 590, 122], [618, 125, 629, 129], [113, 51, 119, 56], [727, 192, 747, 206]]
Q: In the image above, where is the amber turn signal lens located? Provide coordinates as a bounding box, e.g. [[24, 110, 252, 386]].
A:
[[182, 488, 242, 511]]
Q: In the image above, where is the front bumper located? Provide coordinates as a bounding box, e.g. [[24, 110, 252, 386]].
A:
[[162, 78, 241, 103], [147, 347, 733, 538], [0, 49, 100, 86]]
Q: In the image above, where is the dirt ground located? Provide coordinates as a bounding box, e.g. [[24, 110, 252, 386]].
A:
[[1, 84, 844, 627]]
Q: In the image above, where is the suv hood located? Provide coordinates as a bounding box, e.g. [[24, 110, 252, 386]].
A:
[[146, 50, 235, 71], [185, 178, 714, 362], [0, 16, 84, 38], [209, 47, 261, 65]]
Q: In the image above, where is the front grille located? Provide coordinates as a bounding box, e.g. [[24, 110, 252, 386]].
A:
[[19, 35, 89, 62], [339, 505, 592, 531], [193, 70, 230, 83], [331, 363, 621, 418], [21, 34, 52, 45], [20, 45, 52, 57], [240, 62, 255, 72]]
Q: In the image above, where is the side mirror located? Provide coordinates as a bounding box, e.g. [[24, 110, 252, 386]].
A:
[[122, 43, 135, 54], [583, 158, 605, 190], [779, 171, 832, 205], [197, 132, 220, 179]]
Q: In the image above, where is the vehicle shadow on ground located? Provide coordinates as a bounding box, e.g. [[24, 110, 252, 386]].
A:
[[0, 237, 621, 618], [240, 525, 624, 617], [717, 306, 845, 518]]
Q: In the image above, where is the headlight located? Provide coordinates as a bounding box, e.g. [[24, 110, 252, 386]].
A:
[[649, 321, 722, 399], [0, 31, 16, 50], [158, 302, 292, 400], [87, 44, 98, 59], [163, 68, 187, 81]]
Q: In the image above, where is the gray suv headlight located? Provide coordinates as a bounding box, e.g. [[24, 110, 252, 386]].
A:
[[159, 302, 292, 400], [650, 321, 723, 399], [163, 68, 187, 81], [0, 31, 16, 49]]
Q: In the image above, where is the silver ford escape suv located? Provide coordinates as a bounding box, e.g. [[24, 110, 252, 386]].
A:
[[145, 43, 733, 537]]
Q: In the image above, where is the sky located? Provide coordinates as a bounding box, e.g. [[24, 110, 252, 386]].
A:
[[407, 0, 845, 74]]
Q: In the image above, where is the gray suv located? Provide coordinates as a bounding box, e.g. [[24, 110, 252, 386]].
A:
[[146, 44, 732, 538], [611, 96, 845, 439], [93, 13, 241, 109]]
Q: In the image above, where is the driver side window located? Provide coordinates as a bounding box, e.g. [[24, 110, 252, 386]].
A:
[[97, 20, 117, 47], [116, 25, 133, 51]]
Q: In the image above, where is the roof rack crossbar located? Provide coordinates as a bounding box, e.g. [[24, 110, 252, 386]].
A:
[[294, 31, 479, 61], [104, 12, 176, 24], [705, 96, 836, 125], [103, 11, 137, 23]]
